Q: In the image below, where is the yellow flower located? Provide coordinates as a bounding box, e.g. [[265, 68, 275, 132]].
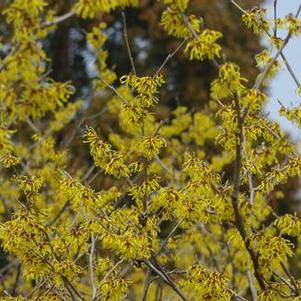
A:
[[139, 135, 167, 159], [274, 214, 301, 237], [185, 30, 222, 60]]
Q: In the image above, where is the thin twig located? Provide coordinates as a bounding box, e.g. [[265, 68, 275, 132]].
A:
[[230, 0, 247, 14], [86, 107, 108, 120], [122, 12, 137, 75], [232, 93, 267, 291], [89, 236, 97, 300], [62, 277, 76, 301], [86, 169, 104, 185], [26, 118, 39, 132], [97, 75, 129, 105], [48, 200, 70, 227], [279, 52, 300, 87], [95, 259, 124, 299], [144, 260, 189, 301], [142, 267, 151, 301], [273, 0, 278, 38], [273, 271, 296, 292], [11, 263, 21, 296], [181, 13, 198, 39], [280, 262, 301, 296], [63, 277, 85, 301], [246, 269, 258, 301], [153, 38, 188, 77], [156, 217, 184, 256], [42, 10, 76, 27], [229, 289, 249, 301]]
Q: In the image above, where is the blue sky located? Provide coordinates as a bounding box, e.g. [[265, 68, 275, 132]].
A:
[[263, 0, 301, 141]]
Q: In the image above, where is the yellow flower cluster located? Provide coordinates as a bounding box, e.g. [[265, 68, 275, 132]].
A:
[[129, 177, 160, 209], [250, 232, 294, 269], [120, 74, 165, 107], [163, 0, 189, 11], [99, 278, 131, 301], [83, 127, 130, 178], [161, 10, 201, 38], [285, 15, 301, 35], [279, 104, 301, 128], [255, 50, 280, 78], [138, 135, 167, 159], [74, 0, 139, 18], [180, 265, 232, 300], [242, 8, 269, 34], [274, 214, 301, 237], [185, 30, 222, 61], [160, 0, 201, 39], [211, 63, 247, 99], [240, 88, 267, 112], [0, 128, 20, 168], [13, 175, 44, 199]]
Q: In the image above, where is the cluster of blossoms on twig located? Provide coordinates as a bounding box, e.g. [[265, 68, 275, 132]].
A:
[[1, 0, 301, 300]]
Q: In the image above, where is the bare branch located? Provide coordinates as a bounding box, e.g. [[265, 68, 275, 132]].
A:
[[97, 75, 129, 105], [230, 0, 247, 14], [280, 262, 301, 296], [144, 260, 189, 301], [246, 269, 258, 301], [122, 12, 137, 75], [153, 38, 188, 77], [89, 236, 97, 300], [156, 217, 184, 256], [232, 93, 267, 291], [42, 11, 76, 27], [273, 0, 278, 38], [142, 267, 151, 301]]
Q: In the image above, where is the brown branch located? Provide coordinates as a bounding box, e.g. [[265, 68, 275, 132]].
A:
[[97, 75, 129, 105], [181, 11, 220, 69], [273, 0, 278, 38], [11, 263, 21, 296], [42, 10, 76, 27], [156, 217, 184, 256], [144, 259, 189, 301], [63, 276, 85, 301], [272, 271, 296, 292], [280, 262, 301, 296], [246, 269, 258, 301], [153, 38, 188, 78], [230, 0, 247, 14], [89, 236, 97, 300], [142, 267, 151, 301], [48, 200, 70, 227], [232, 93, 267, 291], [62, 277, 76, 301], [122, 12, 137, 75], [279, 52, 300, 87]]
